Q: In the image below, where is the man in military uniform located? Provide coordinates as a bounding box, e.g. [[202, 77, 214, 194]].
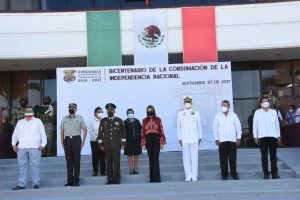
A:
[[11, 97, 28, 127], [98, 103, 126, 185], [33, 96, 55, 157], [177, 95, 202, 182], [60, 103, 87, 187]]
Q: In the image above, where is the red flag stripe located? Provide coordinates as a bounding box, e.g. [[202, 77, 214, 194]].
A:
[[182, 7, 218, 63]]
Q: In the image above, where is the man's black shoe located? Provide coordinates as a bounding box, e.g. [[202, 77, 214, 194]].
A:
[[106, 181, 113, 185], [33, 185, 40, 189], [114, 180, 120, 184], [64, 182, 74, 187], [232, 175, 240, 180], [272, 175, 280, 179], [263, 174, 270, 180], [74, 181, 80, 186], [222, 176, 227, 180], [12, 185, 25, 190]]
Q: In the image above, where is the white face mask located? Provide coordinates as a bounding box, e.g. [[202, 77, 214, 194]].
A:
[[289, 109, 294, 113], [127, 113, 134, 119], [97, 112, 103, 118], [221, 106, 228, 113], [184, 103, 192, 109], [261, 101, 270, 108]]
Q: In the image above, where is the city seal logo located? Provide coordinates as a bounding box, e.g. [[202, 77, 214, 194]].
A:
[[63, 70, 76, 82], [138, 25, 164, 48]]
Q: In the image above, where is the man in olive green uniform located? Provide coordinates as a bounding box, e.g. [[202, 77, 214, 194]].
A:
[[98, 103, 126, 185], [60, 103, 87, 187], [11, 97, 28, 127], [33, 96, 55, 157]]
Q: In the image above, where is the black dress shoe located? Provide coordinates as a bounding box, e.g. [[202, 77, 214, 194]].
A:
[[222, 176, 228, 180], [64, 182, 74, 187], [12, 185, 25, 190], [272, 175, 280, 179], [114, 180, 120, 184], [33, 185, 40, 189], [263, 174, 270, 180], [74, 181, 80, 186], [101, 172, 107, 176], [232, 175, 240, 180], [133, 170, 139, 174], [106, 181, 113, 185]]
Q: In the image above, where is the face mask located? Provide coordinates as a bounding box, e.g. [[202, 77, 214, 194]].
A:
[[127, 114, 134, 119], [107, 111, 114, 117], [24, 112, 34, 117], [97, 112, 103, 118], [147, 111, 154, 117], [289, 109, 294, 113], [221, 106, 228, 113], [261, 102, 270, 108], [69, 108, 75, 115], [184, 103, 192, 109]]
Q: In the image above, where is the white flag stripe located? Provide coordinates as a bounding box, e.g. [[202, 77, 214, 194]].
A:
[[134, 9, 168, 65]]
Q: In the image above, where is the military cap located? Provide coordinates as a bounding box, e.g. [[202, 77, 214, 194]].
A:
[[105, 103, 116, 110], [183, 95, 192, 102], [68, 103, 77, 108]]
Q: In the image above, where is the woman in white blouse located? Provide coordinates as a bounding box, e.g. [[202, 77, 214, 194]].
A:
[[89, 107, 106, 176]]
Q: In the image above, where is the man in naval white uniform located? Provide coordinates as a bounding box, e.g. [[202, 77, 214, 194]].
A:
[[177, 95, 202, 182]]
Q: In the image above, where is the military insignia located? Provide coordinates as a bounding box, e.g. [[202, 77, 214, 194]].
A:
[[63, 70, 76, 82], [191, 111, 195, 115], [138, 25, 164, 48], [115, 121, 120, 126]]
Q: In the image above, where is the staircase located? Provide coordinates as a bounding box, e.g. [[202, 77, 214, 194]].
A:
[[0, 148, 299, 200]]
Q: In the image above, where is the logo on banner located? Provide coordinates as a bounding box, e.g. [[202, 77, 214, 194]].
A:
[[63, 70, 76, 82], [138, 25, 164, 48]]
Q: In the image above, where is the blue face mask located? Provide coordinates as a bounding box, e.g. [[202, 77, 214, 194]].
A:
[[127, 114, 134, 119]]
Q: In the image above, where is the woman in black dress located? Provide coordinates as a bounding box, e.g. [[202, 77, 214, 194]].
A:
[[124, 108, 142, 174]]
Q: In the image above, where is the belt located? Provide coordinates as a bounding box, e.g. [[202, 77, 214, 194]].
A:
[[64, 135, 80, 139]]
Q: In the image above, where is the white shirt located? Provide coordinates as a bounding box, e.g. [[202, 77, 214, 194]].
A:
[[253, 108, 280, 139], [11, 117, 47, 149], [177, 108, 202, 144], [89, 117, 100, 141], [213, 111, 242, 142]]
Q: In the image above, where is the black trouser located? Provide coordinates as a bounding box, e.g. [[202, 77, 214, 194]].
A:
[[90, 141, 106, 174], [64, 136, 81, 183], [218, 141, 237, 178], [259, 137, 278, 176], [146, 134, 161, 182], [105, 148, 121, 182]]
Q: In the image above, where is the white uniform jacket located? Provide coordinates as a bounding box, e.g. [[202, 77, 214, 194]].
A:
[[177, 108, 202, 144]]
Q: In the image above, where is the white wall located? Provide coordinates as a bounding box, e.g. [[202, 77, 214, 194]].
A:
[[0, 12, 86, 59], [1, 1, 300, 59], [216, 1, 300, 51]]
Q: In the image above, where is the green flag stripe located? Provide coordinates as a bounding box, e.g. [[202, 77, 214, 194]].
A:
[[87, 11, 121, 66]]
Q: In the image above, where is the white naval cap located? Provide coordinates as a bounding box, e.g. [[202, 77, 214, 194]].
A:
[[182, 95, 192, 102]]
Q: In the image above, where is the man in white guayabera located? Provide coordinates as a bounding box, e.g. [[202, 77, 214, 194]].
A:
[[177, 95, 202, 182], [11, 106, 47, 190]]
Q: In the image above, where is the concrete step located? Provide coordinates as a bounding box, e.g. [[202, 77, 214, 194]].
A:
[[0, 162, 290, 179], [1, 179, 300, 200], [0, 155, 268, 170], [0, 148, 263, 165], [0, 169, 297, 190]]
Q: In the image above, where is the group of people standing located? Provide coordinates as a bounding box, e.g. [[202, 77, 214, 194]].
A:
[[10, 95, 281, 190]]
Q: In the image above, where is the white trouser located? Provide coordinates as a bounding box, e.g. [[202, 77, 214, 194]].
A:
[[182, 143, 198, 180]]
